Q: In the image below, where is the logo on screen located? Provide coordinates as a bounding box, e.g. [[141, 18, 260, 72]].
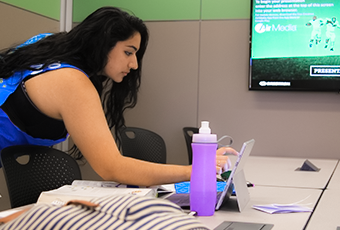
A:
[[259, 81, 291, 87], [255, 23, 297, 33], [255, 23, 270, 33]]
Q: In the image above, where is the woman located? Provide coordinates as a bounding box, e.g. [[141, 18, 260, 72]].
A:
[[0, 7, 236, 186]]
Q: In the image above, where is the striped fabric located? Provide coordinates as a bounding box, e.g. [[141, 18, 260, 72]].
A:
[[0, 195, 209, 230]]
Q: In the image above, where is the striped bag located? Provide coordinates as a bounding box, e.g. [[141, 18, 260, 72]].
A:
[[0, 194, 209, 230]]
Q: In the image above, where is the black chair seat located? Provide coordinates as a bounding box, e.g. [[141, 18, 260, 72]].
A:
[[120, 127, 167, 164], [0, 145, 82, 208], [182, 127, 199, 165]]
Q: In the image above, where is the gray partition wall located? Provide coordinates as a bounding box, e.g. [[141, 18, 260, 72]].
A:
[[1, 0, 340, 167], [0, 2, 59, 49], [114, 1, 340, 164], [0, 1, 61, 211]]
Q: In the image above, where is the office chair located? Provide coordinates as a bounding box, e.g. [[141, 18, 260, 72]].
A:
[[119, 127, 167, 164], [182, 127, 199, 165], [0, 145, 82, 208]]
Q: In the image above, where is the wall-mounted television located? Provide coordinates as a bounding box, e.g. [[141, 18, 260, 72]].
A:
[[249, 0, 340, 91]]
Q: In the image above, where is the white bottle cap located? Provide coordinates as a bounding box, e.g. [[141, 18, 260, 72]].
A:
[[192, 121, 217, 143], [199, 121, 211, 134]]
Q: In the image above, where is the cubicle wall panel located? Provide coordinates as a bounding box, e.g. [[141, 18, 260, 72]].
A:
[[0, 2, 59, 212], [198, 20, 252, 151], [72, 0, 200, 22], [0, 2, 59, 50], [124, 21, 200, 165], [201, 0, 250, 20], [0, 0, 60, 20], [0, 168, 10, 211], [72, 0, 251, 22], [198, 20, 340, 159]]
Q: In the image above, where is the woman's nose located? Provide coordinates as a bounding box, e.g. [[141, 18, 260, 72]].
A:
[[129, 56, 138, 70]]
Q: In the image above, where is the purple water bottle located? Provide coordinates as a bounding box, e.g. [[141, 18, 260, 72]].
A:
[[190, 121, 217, 216]]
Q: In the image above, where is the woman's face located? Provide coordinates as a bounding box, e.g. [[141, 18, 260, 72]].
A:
[[102, 32, 141, 83]]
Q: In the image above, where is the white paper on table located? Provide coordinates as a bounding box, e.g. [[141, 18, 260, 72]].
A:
[[252, 196, 313, 214]]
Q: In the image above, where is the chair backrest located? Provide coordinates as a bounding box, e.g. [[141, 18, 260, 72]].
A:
[[119, 127, 166, 164], [182, 127, 199, 165], [0, 145, 82, 208]]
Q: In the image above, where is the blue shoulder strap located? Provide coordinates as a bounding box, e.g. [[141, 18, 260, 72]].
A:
[[0, 33, 54, 106], [1, 63, 87, 106], [16, 33, 52, 48]]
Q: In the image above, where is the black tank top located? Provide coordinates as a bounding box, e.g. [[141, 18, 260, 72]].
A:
[[0, 77, 67, 140]]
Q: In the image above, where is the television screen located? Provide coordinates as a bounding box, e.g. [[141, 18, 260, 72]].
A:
[[249, 0, 340, 91]]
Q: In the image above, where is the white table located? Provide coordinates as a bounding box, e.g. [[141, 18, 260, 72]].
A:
[[326, 161, 340, 190], [197, 186, 321, 230], [244, 156, 338, 189], [305, 189, 340, 230]]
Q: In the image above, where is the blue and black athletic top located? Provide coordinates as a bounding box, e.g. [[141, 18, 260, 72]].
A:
[[0, 34, 88, 161]]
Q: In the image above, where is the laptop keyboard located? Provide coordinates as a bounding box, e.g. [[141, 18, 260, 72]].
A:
[[166, 192, 222, 208]]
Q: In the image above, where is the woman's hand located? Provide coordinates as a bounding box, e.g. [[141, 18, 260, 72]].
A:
[[216, 147, 239, 174]]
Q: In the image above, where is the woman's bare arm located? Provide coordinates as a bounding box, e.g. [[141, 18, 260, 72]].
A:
[[25, 68, 191, 186]]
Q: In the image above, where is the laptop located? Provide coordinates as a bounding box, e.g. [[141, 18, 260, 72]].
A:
[[165, 139, 255, 210], [214, 221, 273, 230]]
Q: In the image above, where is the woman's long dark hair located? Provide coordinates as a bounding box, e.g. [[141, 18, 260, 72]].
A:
[[0, 7, 149, 159]]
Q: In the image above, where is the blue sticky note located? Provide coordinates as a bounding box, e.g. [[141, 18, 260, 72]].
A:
[[174, 181, 227, 194]]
